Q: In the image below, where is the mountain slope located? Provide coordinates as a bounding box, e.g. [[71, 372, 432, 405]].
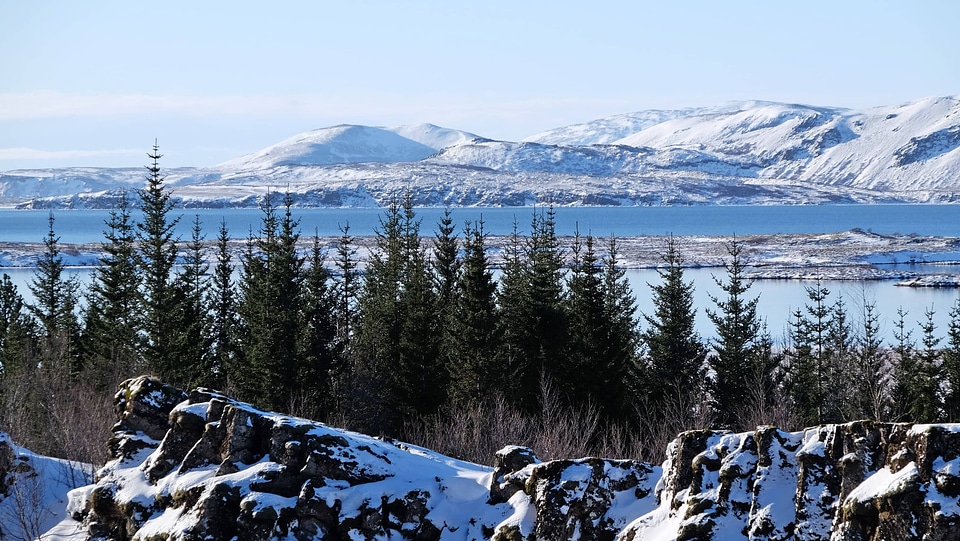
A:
[[4, 96, 960, 208]]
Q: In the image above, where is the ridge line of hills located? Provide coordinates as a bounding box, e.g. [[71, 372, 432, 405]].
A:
[[3, 95, 960, 208]]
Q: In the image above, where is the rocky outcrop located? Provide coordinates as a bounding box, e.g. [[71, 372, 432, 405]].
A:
[[60, 378, 960, 540], [620, 421, 960, 541], [77, 376, 659, 541]]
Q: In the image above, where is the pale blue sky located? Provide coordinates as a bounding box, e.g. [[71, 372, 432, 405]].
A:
[[2, 0, 958, 169]]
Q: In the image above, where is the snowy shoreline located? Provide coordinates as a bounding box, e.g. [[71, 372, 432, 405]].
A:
[[3, 229, 960, 286]]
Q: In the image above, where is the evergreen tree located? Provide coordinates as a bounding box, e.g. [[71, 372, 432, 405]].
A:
[[824, 296, 854, 422], [0, 275, 36, 383], [333, 223, 360, 347], [785, 279, 832, 425], [297, 233, 339, 418], [853, 299, 890, 420], [447, 220, 502, 404], [706, 238, 761, 428], [351, 199, 407, 432], [943, 298, 960, 421], [564, 229, 609, 414], [167, 215, 214, 388], [0, 275, 23, 357], [524, 206, 568, 389], [492, 207, 568, 412], [432, 208, 460, 318], [494, 219, 532, 409], [28, 212, 82, 375], [208, 220, 237, 390], [136, 142, 181, 378], [639, 236, 707, 421], [600, 236, 642, 424], [235, 193, 305, 411], [395, 216, 446, 419], [82, 193, 142, 388], [913, 306, 941, 421], [890, 307, 918, 421]]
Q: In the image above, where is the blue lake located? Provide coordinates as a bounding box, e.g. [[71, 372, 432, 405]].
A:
[[2, 204, 959, 343], [0, 204, 958, 243]]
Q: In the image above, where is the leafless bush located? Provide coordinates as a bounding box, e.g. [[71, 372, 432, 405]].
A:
[[1, 366, 114, 470], [636, 382, 715, 463], [403, 394, 535, 465], [1, 466, 48, 541], [403, 377, 648, 465]]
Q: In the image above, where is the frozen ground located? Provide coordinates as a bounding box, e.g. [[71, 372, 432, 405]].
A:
[[1, 229, 959, 285]]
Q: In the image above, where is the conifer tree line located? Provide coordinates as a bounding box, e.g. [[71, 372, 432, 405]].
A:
[[4, 146, 960, 464]]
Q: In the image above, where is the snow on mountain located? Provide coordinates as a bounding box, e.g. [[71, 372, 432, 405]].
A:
[[217, 124, 439, 170], [385, 123, 480, 150], [522, 102, 762, 146], [4, 95, 960, 208], [613, 96, 960, 193]]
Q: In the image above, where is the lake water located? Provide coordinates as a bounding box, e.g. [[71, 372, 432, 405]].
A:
[[2, 204, 959, 343], [1, 204, 959, 243]]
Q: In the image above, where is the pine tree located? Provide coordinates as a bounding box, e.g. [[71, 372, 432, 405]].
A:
[[824, 296, 854, 422], [639, 236, 707, 422], [351, 199, 407, 432], [235, 193, 305, 411], [208, 220, 237, 390], [494, 219, 533, 409], [0, 275, 23, 357], [600, 236, 642, 424], [395, 220, 446, 419], [706, 237, 761, 428], [297, 233, 339, 418], [167, 215, 214, 388], [82, 193, 142, 388], [785, 279, 832, 425], [524, 206, 568, 389], [28, 212, 82, 375], [0, 275, 35, 383], [890, 307, 918, 421], [447, 220, 502, 405], [333, 223, 360, 347], [136, 142, 181, 378], [943, 298, 960, 421], [913, 306, 941, 421], [564, 229, 608, 414], [853, 299, 890, 420], [432, 208, 460, 318]]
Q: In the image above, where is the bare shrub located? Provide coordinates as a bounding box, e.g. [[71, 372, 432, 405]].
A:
[[636, 382, 715, 464], [403, 394, 535, 465], [403, 377, 649, 465], [1, 365, 113, 470]]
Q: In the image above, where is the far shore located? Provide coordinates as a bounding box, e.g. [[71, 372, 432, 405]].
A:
[[3, 230, 960, 286]]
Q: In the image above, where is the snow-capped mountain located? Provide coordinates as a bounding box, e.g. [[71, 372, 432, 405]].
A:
[[3, 96, 960, 208]]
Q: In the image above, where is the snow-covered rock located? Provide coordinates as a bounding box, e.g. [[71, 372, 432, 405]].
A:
[[68, 376, 659, 541], [24, 376, 960, 540]]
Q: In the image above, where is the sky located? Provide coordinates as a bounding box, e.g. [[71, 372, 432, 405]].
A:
[[2, 0, 958, 170]]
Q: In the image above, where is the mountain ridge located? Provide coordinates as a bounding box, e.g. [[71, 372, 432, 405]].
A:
[[3, 95, 960, 208]]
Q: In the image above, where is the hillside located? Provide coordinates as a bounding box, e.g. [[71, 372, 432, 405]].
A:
[[9, 376, 960, 540], [3, 96, 960, 208]]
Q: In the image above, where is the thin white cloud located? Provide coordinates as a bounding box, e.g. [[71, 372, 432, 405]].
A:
[[0, 147, 142, 161], [0, 91, 646, 123]]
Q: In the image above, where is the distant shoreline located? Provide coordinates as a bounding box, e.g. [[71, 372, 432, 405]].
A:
[[3, 230, 960, 286]]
